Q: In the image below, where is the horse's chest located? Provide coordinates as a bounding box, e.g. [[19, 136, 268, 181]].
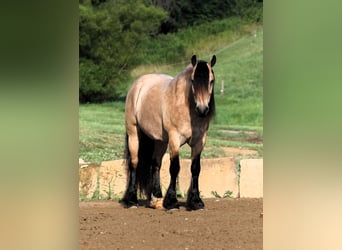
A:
[[189, 124, 208, 145], [177, 119, 208, 146]]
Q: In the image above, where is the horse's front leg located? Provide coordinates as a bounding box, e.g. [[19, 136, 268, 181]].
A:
[[187, 139, 206, 210], [163, 155, 180, 209], [163, 136, 180, 209], [187, 153, 204, 210]]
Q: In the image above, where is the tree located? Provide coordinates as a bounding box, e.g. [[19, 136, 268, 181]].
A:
[[79, 0, 167, 102], [151, 0, 262, 33]]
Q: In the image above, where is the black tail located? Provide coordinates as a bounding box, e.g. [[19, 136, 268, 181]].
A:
[[124, 131, 155, 199]]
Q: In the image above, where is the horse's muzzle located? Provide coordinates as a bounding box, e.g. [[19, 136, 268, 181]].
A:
[[196, 105, 209, 117]]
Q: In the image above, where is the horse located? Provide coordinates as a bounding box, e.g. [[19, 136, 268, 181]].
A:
[[120, 55, 216, 210]]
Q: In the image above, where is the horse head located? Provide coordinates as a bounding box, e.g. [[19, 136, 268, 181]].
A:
[[190, 55, 216, 117]]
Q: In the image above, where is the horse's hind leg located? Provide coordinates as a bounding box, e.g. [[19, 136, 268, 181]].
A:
[[121, 132, 140, 207], [122, 159, 138, 207], [150, 141, 167, 208]]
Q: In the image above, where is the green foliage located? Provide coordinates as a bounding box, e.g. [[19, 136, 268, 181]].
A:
[[79, 60, 113, 102], [230, 0, 263, 23], [138, 33, 185, 65], [211, 190, 233, 198], [152, 0, 262, 33], [223, 190, 234, 198], [138, 17, 246, 65], [79, 0, 262, 102], [79, 0, 167, 102], [211, 190, 221, 198], [91, 173, 100, 199]]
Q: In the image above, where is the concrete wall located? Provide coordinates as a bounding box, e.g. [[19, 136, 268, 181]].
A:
[[79, 156, 263, 200]]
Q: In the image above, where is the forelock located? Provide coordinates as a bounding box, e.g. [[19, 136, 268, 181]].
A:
[[193, 61, 209, 82]]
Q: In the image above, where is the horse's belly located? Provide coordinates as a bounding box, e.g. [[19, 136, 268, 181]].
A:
[[137, 114, 165, 141]]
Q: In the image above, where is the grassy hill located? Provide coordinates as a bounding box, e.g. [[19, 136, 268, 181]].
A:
[[79, 25, 263, 163]]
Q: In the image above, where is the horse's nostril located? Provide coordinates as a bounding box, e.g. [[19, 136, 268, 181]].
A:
[[196, 105, 209, 116]]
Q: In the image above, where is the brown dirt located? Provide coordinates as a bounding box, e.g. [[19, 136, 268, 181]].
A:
[[80, 198, 263, 250]]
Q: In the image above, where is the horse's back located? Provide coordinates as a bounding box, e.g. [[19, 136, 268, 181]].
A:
[[125, 74, 173, 141]]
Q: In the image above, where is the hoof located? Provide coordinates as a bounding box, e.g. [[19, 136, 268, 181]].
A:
[[187, 202, 205, 211], [163, 199, 179, 210], [128, 205, 139, 209], [164, 203, 179, 210], [120, 191, 138, 208], [187, 193, 205, 210], [149, 196, 164, 209], [166, 207, 180, 212], [119, 198, 139, 209], [163, 190, 179, 210]]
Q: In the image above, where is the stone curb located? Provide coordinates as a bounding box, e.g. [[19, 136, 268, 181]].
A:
[[79, 157, 263, 199], [239, 159, 263, 198]]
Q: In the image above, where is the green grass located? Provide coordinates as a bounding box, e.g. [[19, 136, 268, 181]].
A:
[[79, 27, 263, 164], [79, 102, 126, 163]]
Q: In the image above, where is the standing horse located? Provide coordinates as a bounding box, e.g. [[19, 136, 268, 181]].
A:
[[121, 55, 216, 210]]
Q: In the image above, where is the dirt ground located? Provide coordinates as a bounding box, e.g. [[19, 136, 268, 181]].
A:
[[80, 198, 263, 250]]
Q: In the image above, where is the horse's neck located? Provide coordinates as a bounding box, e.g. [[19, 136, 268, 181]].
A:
[[172, 76, 192, 104], [175, 66, 193, 97]]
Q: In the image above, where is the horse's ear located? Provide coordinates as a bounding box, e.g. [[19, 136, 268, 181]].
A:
[[211, 55, 216, 67], [191, 55, 197, 67]]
